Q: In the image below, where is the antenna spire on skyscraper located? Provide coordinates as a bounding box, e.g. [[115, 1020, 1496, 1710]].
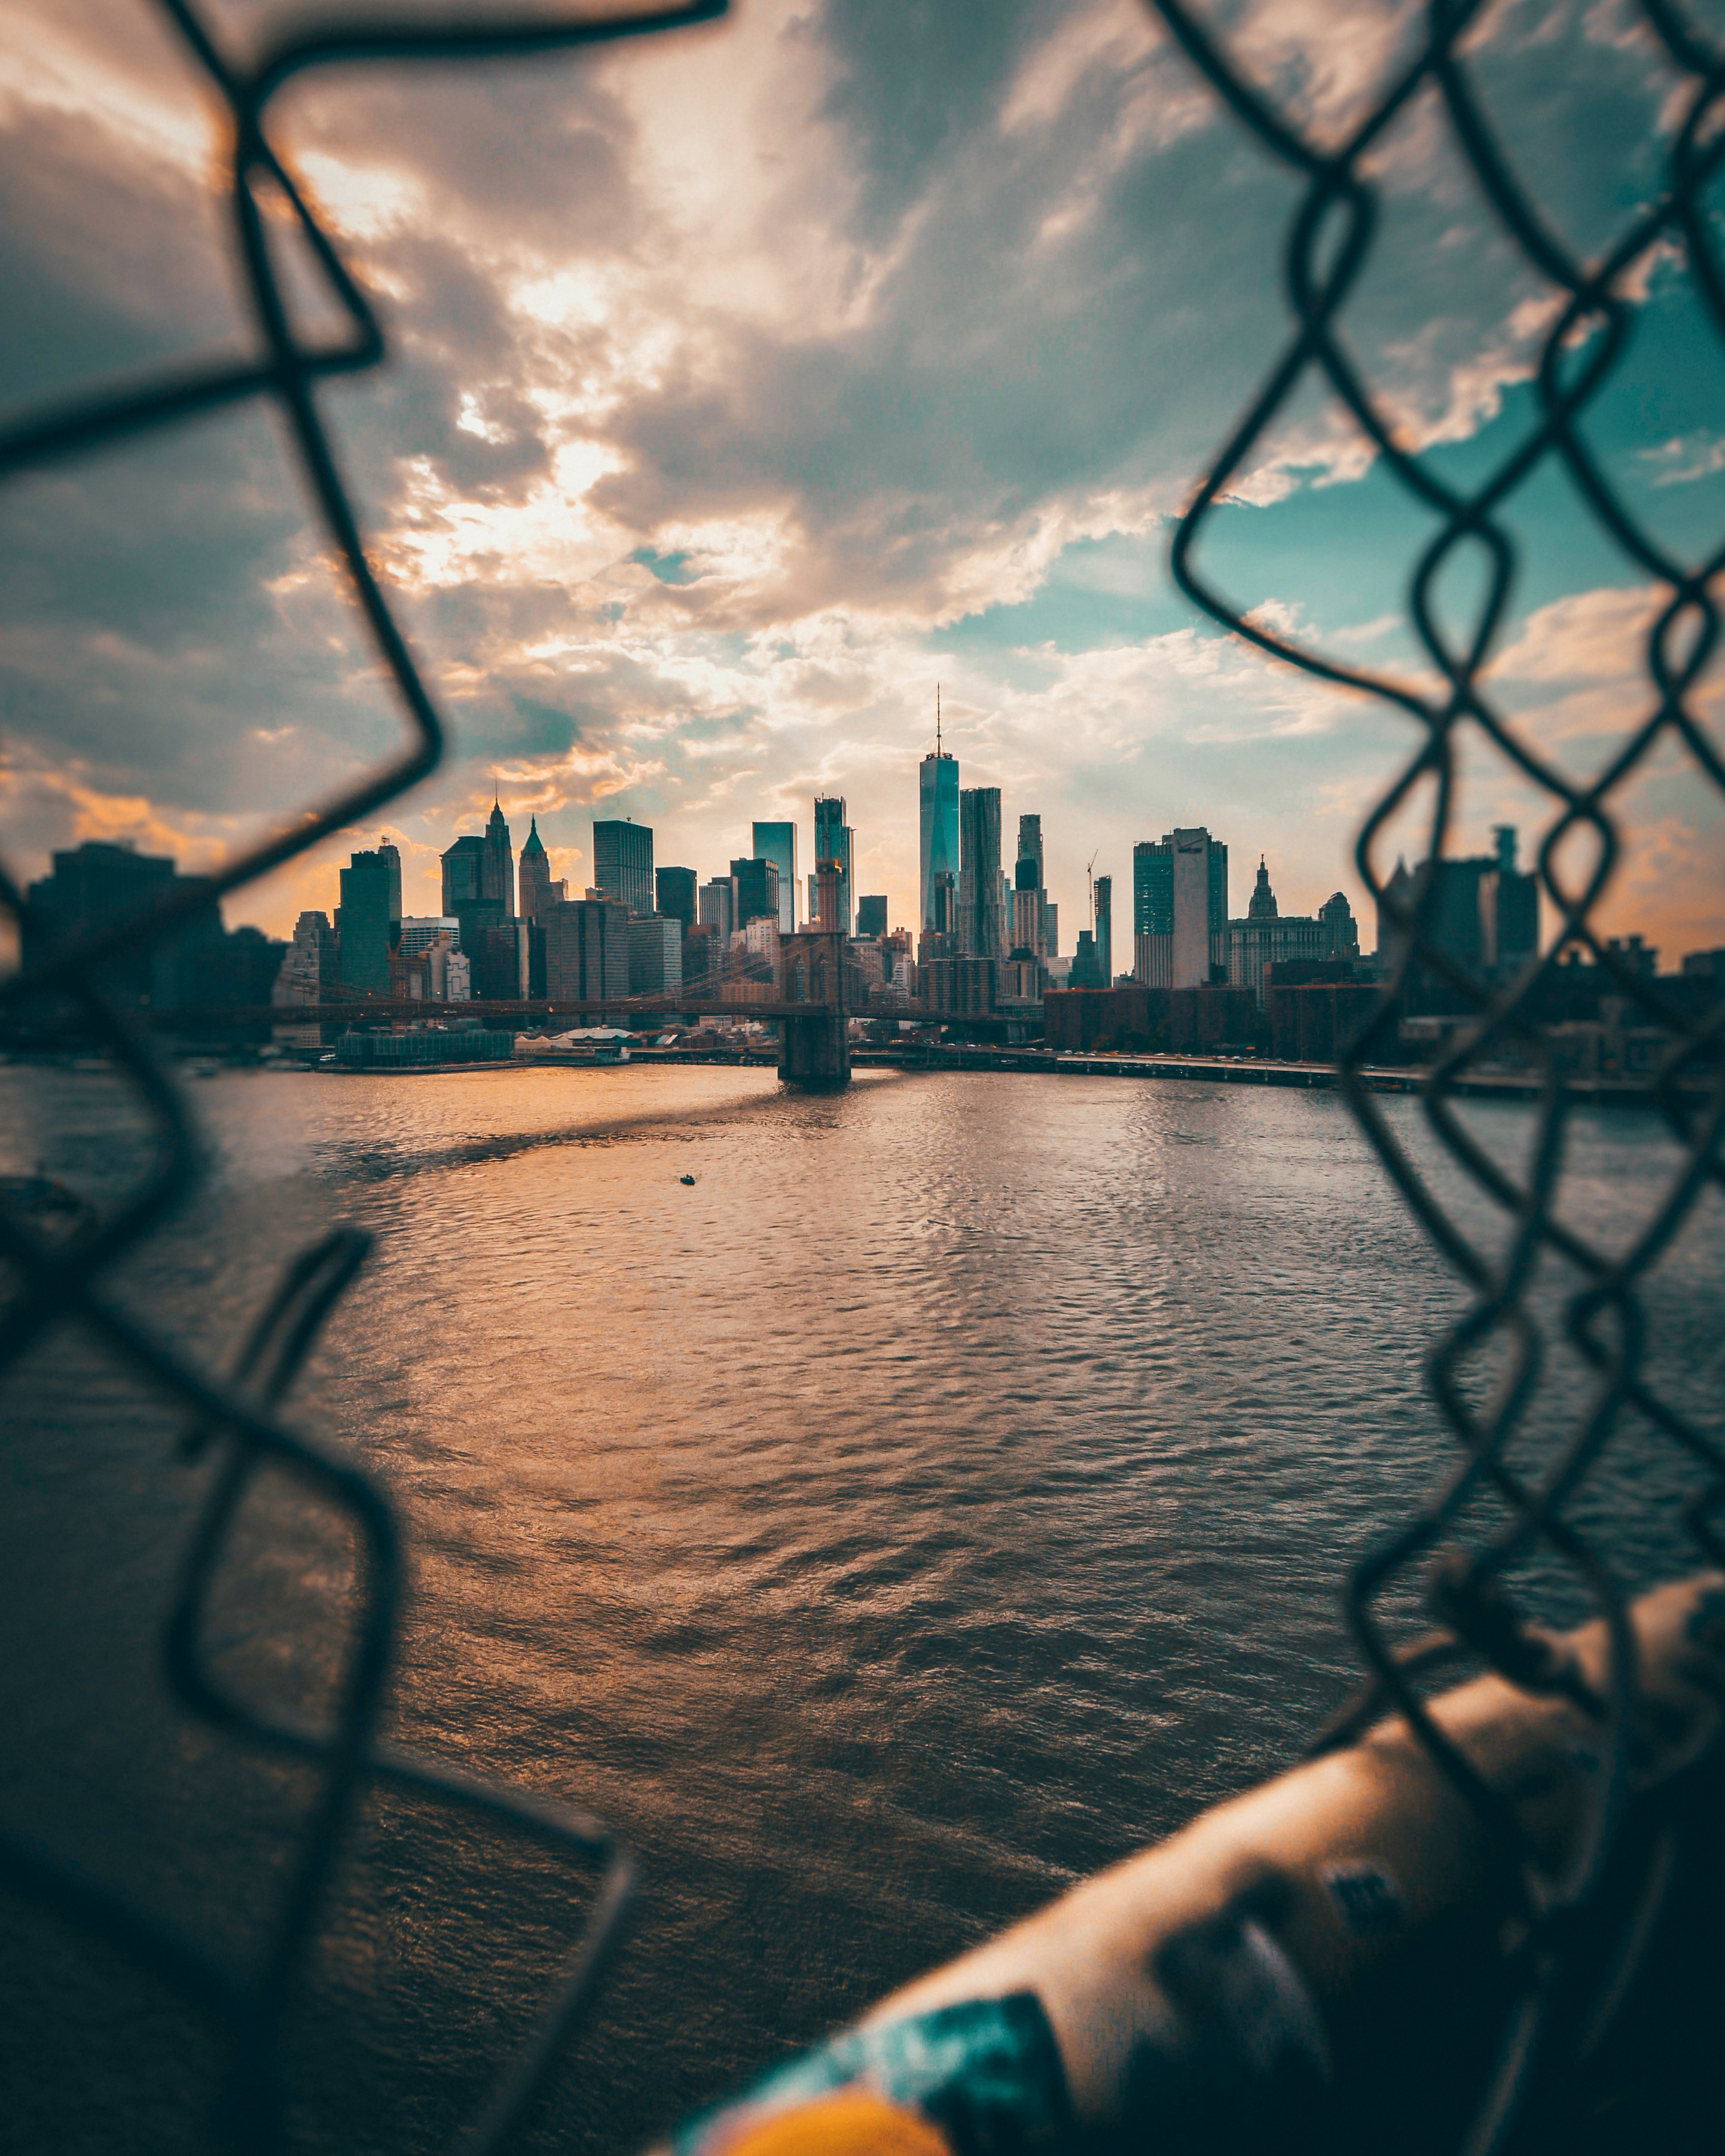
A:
[[936, 683, 941, 757]]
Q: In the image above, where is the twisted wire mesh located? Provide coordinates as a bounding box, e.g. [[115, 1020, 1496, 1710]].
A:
[[1149, 2, 1725, 2148], [3, 2, 1724, 2154], [0, 4, 723, 2152]]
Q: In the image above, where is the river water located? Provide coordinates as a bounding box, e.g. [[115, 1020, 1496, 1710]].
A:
[[1, 1062, 1719, 2155]]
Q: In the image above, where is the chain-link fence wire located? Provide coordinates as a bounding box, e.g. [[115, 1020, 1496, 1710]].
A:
[[1147, 2, 1725, 2151], [0, 4, 723, 2153], [4, 1, 1725, 2153]]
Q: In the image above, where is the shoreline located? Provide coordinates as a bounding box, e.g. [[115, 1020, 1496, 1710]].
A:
[[612, 1044, 1682, 1106], [2, 1043, 1687, 1106], [847, 1044, 1684, 1104]]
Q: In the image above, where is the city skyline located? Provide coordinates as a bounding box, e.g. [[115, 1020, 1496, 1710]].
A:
[[88, 753, 1522, 960], [45, 741, 1706, 1011], [7, 8, 1722, 966]]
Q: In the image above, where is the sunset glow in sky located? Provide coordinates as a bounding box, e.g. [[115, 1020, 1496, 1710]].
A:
[[2, 0, 1722, 955]]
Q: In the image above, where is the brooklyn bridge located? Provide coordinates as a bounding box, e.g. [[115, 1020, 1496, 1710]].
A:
[[245, 988, 871, 1088], [188, 923, 1037, 1084], [164, 974, 1031, 1089]]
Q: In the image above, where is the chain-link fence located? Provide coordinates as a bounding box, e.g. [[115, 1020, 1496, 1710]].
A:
[[1153, 3, 1725, 2149], [0, 5, 722, 2153], [3, 2, 1724, 2154]]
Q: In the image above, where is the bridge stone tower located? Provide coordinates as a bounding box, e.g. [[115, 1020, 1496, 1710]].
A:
[[778, 859, 850, 1089]]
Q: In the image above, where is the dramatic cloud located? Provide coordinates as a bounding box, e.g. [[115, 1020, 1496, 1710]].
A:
[[1, 0, 1720, 953]]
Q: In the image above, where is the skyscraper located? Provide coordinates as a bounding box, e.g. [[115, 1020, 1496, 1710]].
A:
[[1377, 858, 1415, 966], [731, 857, 780, 927], [378, 841, 402, 933], [543, 897, 630, 1000], [22, 838, 223, 1010], [628, 915, 682, 1001], [1094, 875, 1112, 985], [958, 787, 1005, 960], [593, 819, 655, 915], [1014, 814, 1046, 959], [1480, 825, 1538, 974], [814, 797, 853, 936], [1319, 891, 1360, 960], [1380, 827, 1538, 984], [698, 877, 735, 941], [482, 801, 514, 913], [753, 821, 798, 932], [338, 848, 395, 997], [271, 910, 337, 1045], [273, 911, 335, 1006], [1134, 829, 1228, 987], [517, 817, 553, 920], [441, 834, 486, 912], [1010, 859, 1042, 960], [856, 894, 888, 938], [472, 918, 530, 1001], [919, 746, 960, 933], [656, 866, 698, 935]]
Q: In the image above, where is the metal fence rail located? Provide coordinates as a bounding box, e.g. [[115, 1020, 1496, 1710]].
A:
[[2, 2, 1723, 2154]]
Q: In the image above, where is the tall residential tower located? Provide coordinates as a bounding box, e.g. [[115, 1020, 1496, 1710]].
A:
[[958, 787, 1005, 960]]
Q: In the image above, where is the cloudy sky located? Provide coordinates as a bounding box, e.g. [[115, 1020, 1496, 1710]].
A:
[[2, 0, 1721, 956]]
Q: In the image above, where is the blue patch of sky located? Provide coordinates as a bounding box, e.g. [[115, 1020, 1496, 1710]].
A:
[[932, 532, 1194, 659], [631, 546, 701, 586], [936, 281, 1725, 677], [673, 706, 764, 742]]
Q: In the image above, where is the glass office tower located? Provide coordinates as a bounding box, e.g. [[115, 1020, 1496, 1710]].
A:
[[752, 820, 798, 932], [957, 787, 1005, 960], [813, 796, 853, 936], [920, 749, 959, 932], [592, 819, 655, 915]]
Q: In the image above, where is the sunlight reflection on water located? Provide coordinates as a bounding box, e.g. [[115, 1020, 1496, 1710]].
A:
[[2, 1062, 1718, 2155]]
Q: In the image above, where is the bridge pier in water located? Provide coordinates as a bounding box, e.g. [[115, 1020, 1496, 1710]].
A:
[[777, 859, 851, 1089], [778, 1010, 849, 1089]]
